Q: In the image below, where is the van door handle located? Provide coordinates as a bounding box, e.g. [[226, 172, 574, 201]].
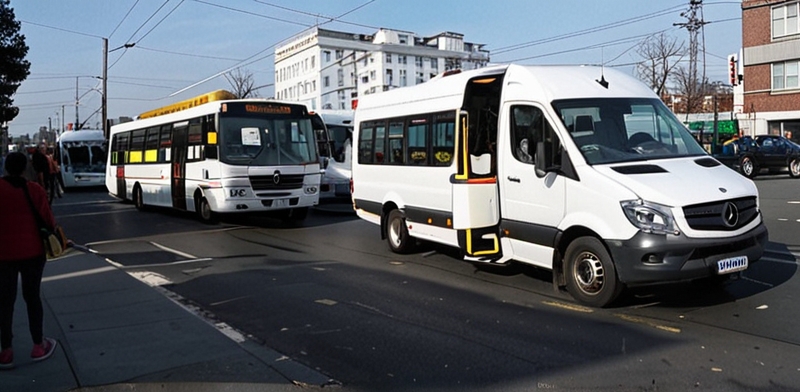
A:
[[507, 176, 520, 183]]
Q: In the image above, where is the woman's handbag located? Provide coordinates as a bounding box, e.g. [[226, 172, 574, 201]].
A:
[[20, 183, 68, 259]]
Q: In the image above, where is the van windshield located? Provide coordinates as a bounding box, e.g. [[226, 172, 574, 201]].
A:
[[552, 98, 707, 165]]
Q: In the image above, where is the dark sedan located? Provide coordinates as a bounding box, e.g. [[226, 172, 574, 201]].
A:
[[718, 135, 800, 178]]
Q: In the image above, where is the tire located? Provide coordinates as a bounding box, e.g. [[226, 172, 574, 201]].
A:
[[564, 237, 623, 308], [133, 185, 145, 211], [196, 197, 216, 223], [789, 158, 800, 178], [386, 209, 415, 254], [740, 155, 758, 178]]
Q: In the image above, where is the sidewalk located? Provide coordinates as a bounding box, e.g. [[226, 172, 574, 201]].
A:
[[3, 250, 337, 391]]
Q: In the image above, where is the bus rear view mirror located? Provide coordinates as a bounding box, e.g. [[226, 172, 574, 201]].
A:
[[535, 141, 547, 178]]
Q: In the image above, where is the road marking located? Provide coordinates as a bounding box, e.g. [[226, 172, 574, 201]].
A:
[[542, 300, 593, 313], [315, 299, 338, 306], [53, 199, 120, 207], [58, 209, 138, 218], [42, 266, 116, 282], [118, 258, 213, 269], [150, 241, 197, 259], [128, 271, 172, 286], [615, 314, 681, 334], [788, 201, 800, 204]]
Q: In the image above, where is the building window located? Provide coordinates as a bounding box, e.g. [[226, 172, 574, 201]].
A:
[[386, 69, 393, 87], [415, 56, 423, 68], [430, 57, 438, 71], [336, 49, 343, 60], [773, 2, 800, 38], [385, 53, 392, 63], [416, 71, 424, 84], [399, 55, 407, 65], [399, 34, 408, 45], [773, 60, 800, 90], [324, 51, 331, 62], [323, 76, 330, 87], [400, 69, 407, 87], [338, 69, 344, 87], [370, 70, 376, 80]]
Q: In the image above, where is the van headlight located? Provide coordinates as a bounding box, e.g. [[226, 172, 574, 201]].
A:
[[621, 199, 679, 235]]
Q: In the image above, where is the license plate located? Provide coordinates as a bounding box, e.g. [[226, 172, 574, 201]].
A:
[[717, 256, 748, 274], [273, 199, 288, 208]]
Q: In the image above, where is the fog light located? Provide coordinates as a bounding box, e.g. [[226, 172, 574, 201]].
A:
[[304, 186, 318, 194], [643, 254, 663, 264]]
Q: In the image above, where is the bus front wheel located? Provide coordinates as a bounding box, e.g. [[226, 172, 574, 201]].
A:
[[196, 197, 216, 223], [564, 237, 622, 308], [386, 209, 415, 254]]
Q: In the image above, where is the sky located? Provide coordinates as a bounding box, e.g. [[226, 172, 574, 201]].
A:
[[7, 0, 744, 137]]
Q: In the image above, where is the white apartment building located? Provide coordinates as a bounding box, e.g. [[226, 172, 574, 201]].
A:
[[274, 27, 490, 111]]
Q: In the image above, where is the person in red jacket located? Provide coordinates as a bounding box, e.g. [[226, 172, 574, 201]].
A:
[[0, 152, 58, 370]]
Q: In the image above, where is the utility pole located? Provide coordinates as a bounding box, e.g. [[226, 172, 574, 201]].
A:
[[674, 0, 708, 114], [75, 77, 80, 131], [102, 38, 108, 140]]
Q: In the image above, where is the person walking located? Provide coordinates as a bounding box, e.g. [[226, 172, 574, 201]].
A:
[[0, 152, 59, 370], [46, 148, 63, 201], [31, 144, 50, 194]]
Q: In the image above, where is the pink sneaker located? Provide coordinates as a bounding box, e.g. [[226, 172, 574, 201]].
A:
[[0, 348, 13, 370], [31, 338, 57, 362]]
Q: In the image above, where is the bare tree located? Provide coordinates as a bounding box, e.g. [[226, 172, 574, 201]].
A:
[[635, 32, 685, 97], [224, 68, 259, 99], [671, 65, 712, 115]]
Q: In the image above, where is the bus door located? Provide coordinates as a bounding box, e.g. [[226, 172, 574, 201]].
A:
[[171, 121, 189, 210], [499, 104, 566, 269], [452, 110, 502, 262], [111, 133, 127, 199]]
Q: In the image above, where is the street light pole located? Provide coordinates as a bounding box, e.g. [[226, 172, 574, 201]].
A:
[[102, 38, 108, 139], [75, 77, 79, 131]]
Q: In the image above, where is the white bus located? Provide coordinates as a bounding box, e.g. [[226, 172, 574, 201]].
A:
[[106, 91, 321, 222], [352, 64, 768, 307], [312, 109, 354, 199], [56, 129, 107, 188]]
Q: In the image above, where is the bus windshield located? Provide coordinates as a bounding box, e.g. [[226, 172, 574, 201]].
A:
[[63, 141, 107, 173], [218, 115, 317, 166], [552, 98, 707, 165]]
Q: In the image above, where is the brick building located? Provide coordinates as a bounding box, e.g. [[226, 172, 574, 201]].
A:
[[740, 0, 800, 141]]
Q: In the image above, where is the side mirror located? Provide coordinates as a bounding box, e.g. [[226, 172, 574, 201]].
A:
[[534, 141, 547, 178]]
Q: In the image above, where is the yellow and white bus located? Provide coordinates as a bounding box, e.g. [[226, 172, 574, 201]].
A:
[[106, 90, 321, 222]]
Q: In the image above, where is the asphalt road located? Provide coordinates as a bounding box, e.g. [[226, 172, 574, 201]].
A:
[[52, 179, 800, 392]]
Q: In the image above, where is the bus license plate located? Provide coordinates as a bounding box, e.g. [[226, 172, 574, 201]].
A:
[[717, 256, 748, 274], [273, 199, 289, 208]]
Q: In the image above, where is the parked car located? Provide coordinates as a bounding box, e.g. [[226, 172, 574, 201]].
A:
[[716, 135, 800, 178]]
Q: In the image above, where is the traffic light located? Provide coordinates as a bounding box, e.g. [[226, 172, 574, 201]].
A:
[[729, 55, 737, 86]]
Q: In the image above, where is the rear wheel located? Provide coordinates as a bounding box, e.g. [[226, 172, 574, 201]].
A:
[[386, 209, 415, 254], [740, 155, 758, 178], [564, 237, 622, 308], [133, 185, 145, 210], [789, 158, 800, 178]]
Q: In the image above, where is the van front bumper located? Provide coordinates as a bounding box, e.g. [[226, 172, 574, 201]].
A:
[[607, 223, 768, 286]]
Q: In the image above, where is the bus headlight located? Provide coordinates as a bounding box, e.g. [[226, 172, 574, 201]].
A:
[[621, 199, 679, 235]]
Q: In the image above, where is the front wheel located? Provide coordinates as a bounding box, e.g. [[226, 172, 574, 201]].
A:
[[789, 158, 800, 178], [196, 197, 216, 223], [386, 209, 415, 254], [740, 156, 758, 178], [564, 237, 622, 308]]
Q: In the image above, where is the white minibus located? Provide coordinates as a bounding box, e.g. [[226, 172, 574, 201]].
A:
[[106, 91, 321, 222], [311, 109, 354, 199], [351, 64, 768, 307], [56, 129, 107, 188]]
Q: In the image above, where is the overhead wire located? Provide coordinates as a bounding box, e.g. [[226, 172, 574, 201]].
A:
[[109, 0, 141, 38]]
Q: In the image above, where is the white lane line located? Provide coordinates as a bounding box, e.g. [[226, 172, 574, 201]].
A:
[[787, 201, 800, 204], [42, 266, 116, 282], [59, 209, 138, 218], [118, 258, 213, 269], [149, 241, 197, 259]]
